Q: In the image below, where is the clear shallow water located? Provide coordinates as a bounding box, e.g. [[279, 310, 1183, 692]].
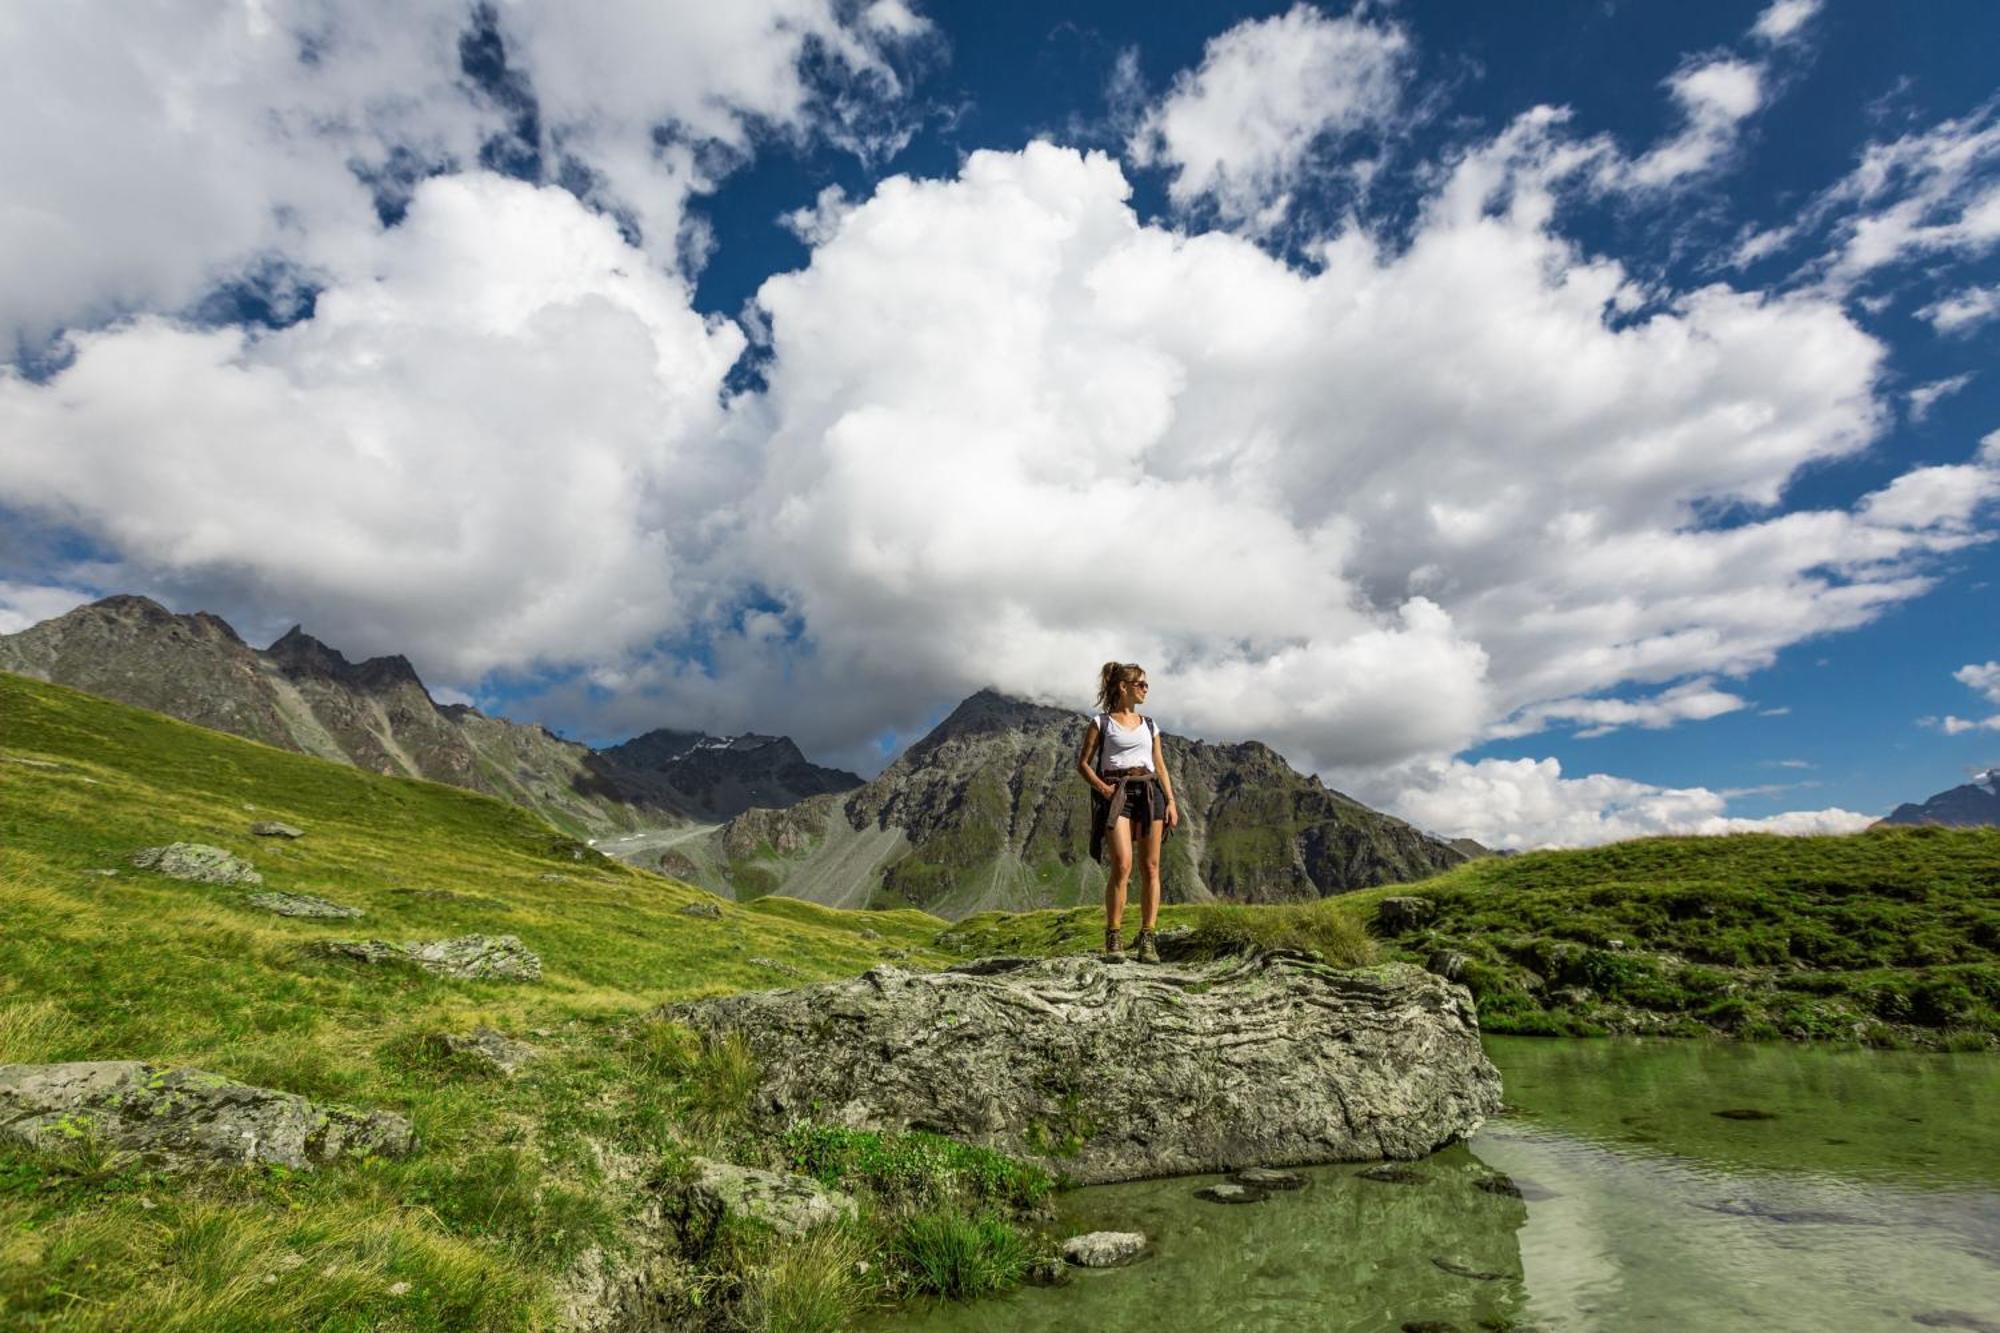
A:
[[877, 1037, 2000, 1332]]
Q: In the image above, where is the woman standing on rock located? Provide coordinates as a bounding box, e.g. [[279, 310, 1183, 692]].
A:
[[1077, 661, 1179, 963]]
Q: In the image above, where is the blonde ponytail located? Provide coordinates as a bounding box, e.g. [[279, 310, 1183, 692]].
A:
[[1095, 661, 1145, 712]]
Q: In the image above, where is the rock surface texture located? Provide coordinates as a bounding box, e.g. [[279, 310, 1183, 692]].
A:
[[0, 1061, 412, 1170], [669, 952, 1500, 1185], [1061, 1231, 1148, 1267], [667, 1158, 857, 1258], [245, 892, 363, 919], [316, 934, 542, 981], [131, 842, 263, 885], [428, 1027, 538, 1075]]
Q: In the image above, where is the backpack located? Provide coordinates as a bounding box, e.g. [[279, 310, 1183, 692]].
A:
[[1094, 712, 1158, 776]]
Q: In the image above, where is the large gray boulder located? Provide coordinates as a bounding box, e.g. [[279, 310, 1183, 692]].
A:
[[0, 1061, 413, 1170], [131, 843, 262, 885], [668, 952, 1500, 1185]]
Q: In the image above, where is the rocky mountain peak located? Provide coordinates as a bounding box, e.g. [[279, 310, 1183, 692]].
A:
[[1878, 768, 2000, 828], [915, 688, 1078, 751], [61, 594, 247, 646], [265, 625, 421, 691]]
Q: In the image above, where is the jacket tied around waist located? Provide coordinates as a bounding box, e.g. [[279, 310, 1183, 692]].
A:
[[1089, 765, 1170, 864]]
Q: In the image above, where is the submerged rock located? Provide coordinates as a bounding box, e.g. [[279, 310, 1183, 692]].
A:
[[667, 1158, 856, 1257], [1233, 1166, 1306, 1190], [1061, 1231, 1147, 1267], [316, 934, 541, 981], [1196, 1181, 1267, 1204], [131, 842, 262, 885], [1359, 1164, 1428, 1184], [1431, 1255, 1509, 1282], [244, 892, 362, 920], [668, 952, 1500, 1185], [0, 1061, 412, 1170]]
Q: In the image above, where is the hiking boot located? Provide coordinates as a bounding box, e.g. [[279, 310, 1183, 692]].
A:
[[1134, 929, 1161, 964], [1103, 927, 1127, 963]]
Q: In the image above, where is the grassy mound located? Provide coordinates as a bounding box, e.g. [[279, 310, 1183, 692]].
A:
[[0, 670, 981, 1328], [938, 824, 2000, 1048], [1349, 827, 2000, 1047]]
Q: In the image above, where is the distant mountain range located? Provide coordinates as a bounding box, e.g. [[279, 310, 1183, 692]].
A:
[[1876, 768, 2000, 828], [0, 595, 1482, 915], [0, 596, 858, 836], [683, 689, 1478, 918]]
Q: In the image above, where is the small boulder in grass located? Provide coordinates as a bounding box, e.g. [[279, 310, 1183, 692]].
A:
[[667, 1159, 856, 1259], [250, 821, 305, 838], [245, 892, 362, 920], [1061, 1231, 1148, 1267], [426, 1027, 538, 1076], [1374, 896, 1436, 934], [316, 934, 542, 981], [131, 843, 262, 885]]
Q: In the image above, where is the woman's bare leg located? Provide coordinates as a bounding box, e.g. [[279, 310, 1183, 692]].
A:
[[1137, 817, 1164, 930], [1105, 815, 1134, 934]]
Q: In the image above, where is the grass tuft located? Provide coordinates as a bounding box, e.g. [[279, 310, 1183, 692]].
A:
[[0, 998, 82, 1064], [737, 1224, 872, 1333], [889, 1207, 1033, 1300]]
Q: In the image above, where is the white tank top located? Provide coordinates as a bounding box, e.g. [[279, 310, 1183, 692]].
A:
[[1096, 713, 1155, 772]]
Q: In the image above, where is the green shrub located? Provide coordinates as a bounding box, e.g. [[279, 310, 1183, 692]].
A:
[[1910, 979, 1976, 1027], [890, 1208, 1031, 1300], [1699, 996, 1753, 1030]]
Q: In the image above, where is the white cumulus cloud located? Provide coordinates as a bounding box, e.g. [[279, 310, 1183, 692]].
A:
[[1373, 754, 1872, 850], [1127, 4, 1409, 229], [0, 173, 746, 681], [0, 0, 926, 352]]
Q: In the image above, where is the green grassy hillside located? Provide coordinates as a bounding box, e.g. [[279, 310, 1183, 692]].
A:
[[1366, 827, 2000, 1045], [945, 826, 2000, 1047], [0, 670, 957, 1329]]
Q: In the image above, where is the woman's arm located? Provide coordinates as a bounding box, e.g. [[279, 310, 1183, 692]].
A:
[[1077, 723, 1113, 797], [1152, 730, 1180, 828]]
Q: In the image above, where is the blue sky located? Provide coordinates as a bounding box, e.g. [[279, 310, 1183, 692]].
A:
[[0, 1, 1995, 846]]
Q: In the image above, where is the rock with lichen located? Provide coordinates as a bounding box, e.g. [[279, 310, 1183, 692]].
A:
[[0, 1061, 412, 1170], [131, 842, 262, 885]]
